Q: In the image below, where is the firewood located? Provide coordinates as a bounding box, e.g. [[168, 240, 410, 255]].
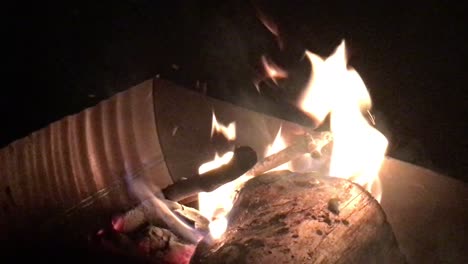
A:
[[113, 198, 210, 234], [136, 225, 196, 264], [190, 170, 407, 264], [168, 131, 330, 205], [245, 131, 332, 177], [91, 225, 195, 264], [111, 146, 256, 243], [114, 129, 329, 236], [112, 146, 256, 236], [163, 146, 257, 202]]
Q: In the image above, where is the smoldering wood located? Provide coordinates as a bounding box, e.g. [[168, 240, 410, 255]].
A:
[[163, 146, 257, 202], [115, 197, 210, 234], [135, 194, 203, 243], [190, 170, 407, 264], [137, 225, 196, 264], [91, 225, 195, 264], [167, 200, 210, 231]]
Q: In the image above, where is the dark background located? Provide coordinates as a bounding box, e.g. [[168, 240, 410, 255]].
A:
[[3, 1, 467, 182]]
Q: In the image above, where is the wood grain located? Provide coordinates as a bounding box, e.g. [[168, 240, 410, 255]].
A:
[[191, 170, 407, 264]]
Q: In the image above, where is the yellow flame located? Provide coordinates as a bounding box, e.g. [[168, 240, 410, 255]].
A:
[[198, 151, 234, 175], [208, 217, 228, 239], [299, 40, 388, 201], [197, 151, 252, 239], [196, 125, 291, 239], [211, 112, 236, 141], [264, 125, 290, 171], [198, 111, 241, 238]]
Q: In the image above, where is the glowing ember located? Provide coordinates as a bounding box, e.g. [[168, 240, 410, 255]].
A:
[[211, 111, 236, 141], [298, 40, 388, 201]]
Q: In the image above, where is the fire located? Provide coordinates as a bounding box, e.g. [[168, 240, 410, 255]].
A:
[[211, 112, 236, 141], [197, 151, 234, 175], [264, 125, 290, 171], [254, 56, 288, 92], [198, 112, 246, 239], [298, 40, 388, 201], [198, 124, 291, 239], [261, 55, 288, 84], [197, 40, 388, 240], [197, 153, 252, 239]]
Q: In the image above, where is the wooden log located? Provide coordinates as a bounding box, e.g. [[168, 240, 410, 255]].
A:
[[90, 225, 196, 264], [190, 170, 407, 264]]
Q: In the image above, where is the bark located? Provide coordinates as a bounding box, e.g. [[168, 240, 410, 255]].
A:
[[190, 170, 407, 264]]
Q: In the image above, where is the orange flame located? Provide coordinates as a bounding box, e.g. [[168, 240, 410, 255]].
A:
[[261, 56, 288, 84], [211, 111, 236, 141], [298, 40, 388, 201]]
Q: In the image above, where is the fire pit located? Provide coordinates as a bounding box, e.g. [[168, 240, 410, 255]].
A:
[[0, 41, 466, 263]]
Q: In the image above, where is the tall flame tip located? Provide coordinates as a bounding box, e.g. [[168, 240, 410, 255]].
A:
[[300, 41, 388, 202], [199, 40, 388, 240], [210, 111, 236, 141]]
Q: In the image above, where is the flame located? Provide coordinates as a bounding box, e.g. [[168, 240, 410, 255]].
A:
[[208, 216, 228, 239], [197, 125, 291, 239], [299, 40, 388, 201], [198, 112, 242, 238], [197, 152, 252, 239], [211, 112, 236, 141], [197, 40, 388, 240], [255, 6, 283, 49], [264, 125, 290, 171], [198, 151, 234, 175], [261, 56, 288, 84], [254, 56, 288, 92]]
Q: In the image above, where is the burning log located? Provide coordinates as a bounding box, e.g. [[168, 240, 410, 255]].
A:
[[190, 170, 407, 264], [164, 146, 257, 202], [112, 196, 206, 243], [114, 146, 256, 234], [245, 131, 332, 177], [91, 224, 196, 264]]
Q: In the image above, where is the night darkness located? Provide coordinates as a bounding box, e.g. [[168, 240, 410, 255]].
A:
[[3, 0, 467, 185]]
